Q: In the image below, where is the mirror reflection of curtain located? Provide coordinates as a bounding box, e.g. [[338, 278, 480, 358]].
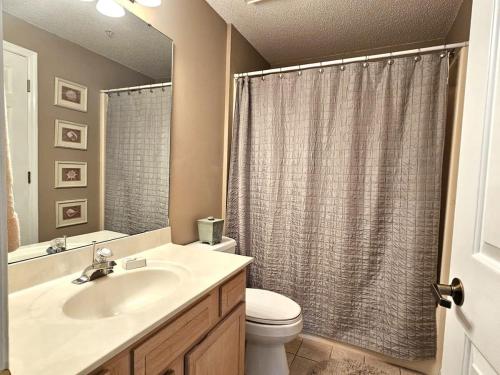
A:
[[104, 87, 171, 235]]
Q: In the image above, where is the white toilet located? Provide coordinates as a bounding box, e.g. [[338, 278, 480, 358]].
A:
[[245, 288, 303, 375], [186, 236, 303, 375]]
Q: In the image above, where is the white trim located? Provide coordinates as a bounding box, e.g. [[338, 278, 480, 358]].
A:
[[3, 41, 39, 245], [234, 42, 469, 77], [99, 93, 107, 230], [0, 6, 9, 367]]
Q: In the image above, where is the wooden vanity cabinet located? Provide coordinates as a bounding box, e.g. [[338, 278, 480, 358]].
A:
[[186, 303, 245, 375], [92, 351, 131, 375], [91, 270, 246, 375]]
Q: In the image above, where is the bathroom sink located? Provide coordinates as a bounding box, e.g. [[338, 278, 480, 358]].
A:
[[63, 267, 186, 320]]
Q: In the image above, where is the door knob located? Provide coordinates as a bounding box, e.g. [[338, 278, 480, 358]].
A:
[[431, 278, 464, 308]]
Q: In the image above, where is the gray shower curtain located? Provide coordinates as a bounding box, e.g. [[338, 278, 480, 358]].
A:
[[226, 54, 448, 360], [105, 87, 171, 235]]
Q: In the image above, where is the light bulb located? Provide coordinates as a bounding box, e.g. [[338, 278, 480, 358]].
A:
[[96, 0, 125, 17], [135, 0, 161, 7]]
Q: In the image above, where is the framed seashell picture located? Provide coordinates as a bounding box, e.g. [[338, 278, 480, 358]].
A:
[[54, 119, 87, 150], [54, 77, 87, 112], [55, 161, 87, 188], [55, 199, 88, 228]]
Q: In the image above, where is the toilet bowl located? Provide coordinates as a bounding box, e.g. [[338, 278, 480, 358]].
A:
[[185, 237, 303, 375], [245, 288, 303, 375]]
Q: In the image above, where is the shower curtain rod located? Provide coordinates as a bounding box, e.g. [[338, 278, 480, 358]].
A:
[[234, 42, 468, 78], [101, 81, 171, 94]]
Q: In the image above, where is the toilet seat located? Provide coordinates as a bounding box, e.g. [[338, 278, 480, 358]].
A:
[[246, 288, 302, 325]]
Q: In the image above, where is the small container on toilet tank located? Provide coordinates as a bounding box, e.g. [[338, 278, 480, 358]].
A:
[[197, 216, 224, 245]]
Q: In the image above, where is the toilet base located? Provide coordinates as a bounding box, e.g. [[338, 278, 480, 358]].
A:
[[245, 341, 289, 375]]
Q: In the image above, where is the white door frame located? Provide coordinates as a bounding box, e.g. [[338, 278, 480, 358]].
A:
[[3, 40, 38, 244], [99, 92, 107, 230]]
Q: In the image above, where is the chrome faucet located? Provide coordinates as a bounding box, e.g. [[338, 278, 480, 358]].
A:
[[72, 241, 117, 284]]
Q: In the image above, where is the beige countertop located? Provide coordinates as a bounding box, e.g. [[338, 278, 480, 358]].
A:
[[8, 243, 252, 375]]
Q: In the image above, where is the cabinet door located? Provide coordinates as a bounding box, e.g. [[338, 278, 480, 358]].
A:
[[134, 292, 218, 375], [186, 303, 245, 375], [90, 352, 131, 375]]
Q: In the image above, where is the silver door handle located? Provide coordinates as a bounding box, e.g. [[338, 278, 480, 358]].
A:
[[431, 278, 464, 308]]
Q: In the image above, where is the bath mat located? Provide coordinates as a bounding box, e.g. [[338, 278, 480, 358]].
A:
[[308, 358, 391, 375]]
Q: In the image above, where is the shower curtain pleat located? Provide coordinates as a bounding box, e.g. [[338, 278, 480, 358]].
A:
[[104, 88, 171, 235], [226, 54, 448, 360]]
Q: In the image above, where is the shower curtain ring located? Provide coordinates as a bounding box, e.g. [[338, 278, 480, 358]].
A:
[[261, 70, 265, 80], [388, 52, 394, 66], [363, 56, 369, 68], [414, 48, 421, 62], [319, 62, 324, 74], [279, 68, 284, 79], [340, 58, 345, 71], [298, 65, 302, 76], [440, 44, 447, 58]]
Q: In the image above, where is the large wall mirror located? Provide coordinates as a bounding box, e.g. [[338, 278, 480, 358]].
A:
[[3, 0, 173, 264]]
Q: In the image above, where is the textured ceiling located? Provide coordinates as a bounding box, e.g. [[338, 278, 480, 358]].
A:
[[205, 0, 464, 66], [3, 0, 172, 81]]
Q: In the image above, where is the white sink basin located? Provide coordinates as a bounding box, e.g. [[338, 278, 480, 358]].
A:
[[63, 266, 187, 320]]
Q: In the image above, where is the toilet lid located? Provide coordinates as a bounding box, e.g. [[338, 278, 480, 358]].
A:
[[246, 288, 302, 325]]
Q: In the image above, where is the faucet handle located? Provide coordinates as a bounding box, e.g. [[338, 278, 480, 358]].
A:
[[95, 247, 113, 262]]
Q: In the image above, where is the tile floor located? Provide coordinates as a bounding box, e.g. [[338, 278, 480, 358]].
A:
[[285, 335, 424, 375]]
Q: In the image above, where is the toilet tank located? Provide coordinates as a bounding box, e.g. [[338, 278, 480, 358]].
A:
[[185, 236, 236, 254]]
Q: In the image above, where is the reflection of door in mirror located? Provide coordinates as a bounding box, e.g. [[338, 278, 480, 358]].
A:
[[3, 41, 38, 246]]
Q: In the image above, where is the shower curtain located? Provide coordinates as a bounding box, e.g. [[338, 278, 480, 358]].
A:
[[105, 87, 171, 235], [226, 53, 448, 360]]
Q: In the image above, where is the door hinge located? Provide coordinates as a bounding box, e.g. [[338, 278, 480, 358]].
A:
[[27, 79, 31, 93], [28, 171, 31, 184]]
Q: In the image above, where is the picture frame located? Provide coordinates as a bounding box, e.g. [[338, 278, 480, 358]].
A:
[[54, 119, 88, 150], [55, 199, 88, 228], [54, 77, 87, 112], [54, 161, 87, 188]]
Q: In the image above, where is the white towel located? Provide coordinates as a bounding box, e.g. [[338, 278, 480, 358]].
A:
[[4, 95, 20, 252]]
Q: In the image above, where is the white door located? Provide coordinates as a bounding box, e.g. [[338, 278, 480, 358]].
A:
[[442, 0, 500, 374], [3, 41, 38, 245]]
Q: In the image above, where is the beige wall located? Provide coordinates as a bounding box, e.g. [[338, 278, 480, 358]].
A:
[[116, 0, 267, 244], [3, 13, 152, 242], [446, 0, 473, 44], [222, 25, 270, 217]]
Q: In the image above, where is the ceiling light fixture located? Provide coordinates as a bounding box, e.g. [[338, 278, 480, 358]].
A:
[[246, 0, 267, 4], [134, 0, 162, 7], [96, 0, 126, 17]]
